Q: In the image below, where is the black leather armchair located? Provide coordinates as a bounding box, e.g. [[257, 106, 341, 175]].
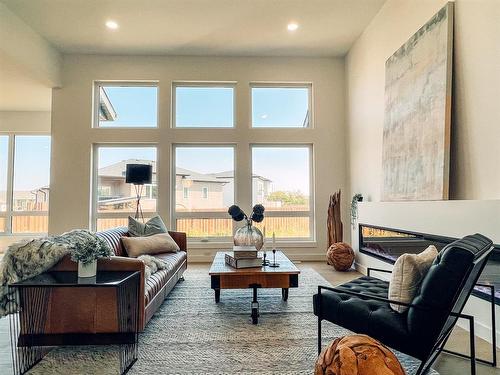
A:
[[313, 233, 495, 375]]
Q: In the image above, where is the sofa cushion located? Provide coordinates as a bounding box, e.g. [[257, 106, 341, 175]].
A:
[[122, 233, 180, 258], [96, 227, 128, 256], [128, 215, 168, 237], [145, 251, 187, 305], [388, 245, 438, 313], [313, 277, 413, 357]]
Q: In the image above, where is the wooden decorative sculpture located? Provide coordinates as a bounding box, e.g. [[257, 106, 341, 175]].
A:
[[326, 242, 355, 271], [327, 190, 343, 247], [315, 334, 405, 375]]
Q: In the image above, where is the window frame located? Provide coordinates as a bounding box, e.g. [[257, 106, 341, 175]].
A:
[[0, 133, 51, 236], [91, 143, 159, 231], [250, 82, 314, 129], [250, 143, 315, 242], [92, 81, 160, 129], [171, 81, 237, 129], [172, 143, 236, 241]]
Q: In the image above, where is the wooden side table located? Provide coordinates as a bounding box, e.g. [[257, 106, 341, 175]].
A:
[[8, 271, 140, 375]]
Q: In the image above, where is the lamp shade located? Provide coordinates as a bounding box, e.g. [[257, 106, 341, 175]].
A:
[[126, 164, 152, 185]]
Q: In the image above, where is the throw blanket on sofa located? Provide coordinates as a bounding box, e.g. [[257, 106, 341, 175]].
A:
[[0, 229, 108, 317], [0, 230, 169, 317]]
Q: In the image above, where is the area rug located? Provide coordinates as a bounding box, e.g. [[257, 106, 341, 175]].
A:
[[28, 267, 437, 374]]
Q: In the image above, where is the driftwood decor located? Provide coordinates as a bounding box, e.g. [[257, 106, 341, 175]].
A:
[[315, 334, 405, 375], [327, 190, 343, 247]]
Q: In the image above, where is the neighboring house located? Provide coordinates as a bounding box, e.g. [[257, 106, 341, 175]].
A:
[[97, 160, 237, 212], [12, 159, 274, 214], [212, 171, 274, 208], [98, 87, 117, 121], [98, 159, 158, 212], [12, 187, 49, 211]]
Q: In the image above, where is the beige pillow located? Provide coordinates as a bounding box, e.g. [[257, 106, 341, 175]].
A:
[[388, 245, 438, 313], [121, 233, 180, 258]]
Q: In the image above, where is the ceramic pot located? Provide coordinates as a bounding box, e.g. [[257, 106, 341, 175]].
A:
[[78, 259, 97, 278], [234, 223, 264, 250]]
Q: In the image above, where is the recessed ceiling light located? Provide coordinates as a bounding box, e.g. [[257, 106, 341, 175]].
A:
[[105, 20, 119, 30], [287, 22, 299, 31]]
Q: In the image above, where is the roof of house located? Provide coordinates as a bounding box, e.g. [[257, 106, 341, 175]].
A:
[[98, 160, 230, 184], [98, 159, 156, 178], [98, 87, 117, 121], [212, 170, 272, 182]]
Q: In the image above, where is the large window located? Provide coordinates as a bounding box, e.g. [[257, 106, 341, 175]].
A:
[[174, 146, 234, 239], [0, 136, 8, 233], [252, 146, 313, 239], [0, 135, 51, 234], [251, 84, 311, 128], [94, 146, 157, 231], [94, 82, 158, 128], [173, 83, 235, 128], [89, 80, 316, 243]]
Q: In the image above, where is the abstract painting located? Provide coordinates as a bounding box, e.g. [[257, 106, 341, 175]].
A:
[[382, 3, 453, 201]]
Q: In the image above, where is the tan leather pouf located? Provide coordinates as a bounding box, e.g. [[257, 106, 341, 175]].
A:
[[315, 334, 405, 375], [326, 242, 355, 271]]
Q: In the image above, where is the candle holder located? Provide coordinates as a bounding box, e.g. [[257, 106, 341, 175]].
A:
[[268, 248, 280, 268], [262, 252, 270, 266]]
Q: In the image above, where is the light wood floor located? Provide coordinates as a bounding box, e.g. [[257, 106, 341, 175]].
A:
[[0, 261, 498, 374]]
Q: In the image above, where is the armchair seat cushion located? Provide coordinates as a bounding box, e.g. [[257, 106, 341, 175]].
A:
[[314, 276, 417, 357], [145, 251, 187, 305]]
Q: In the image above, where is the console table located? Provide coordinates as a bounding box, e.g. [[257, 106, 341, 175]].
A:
[[9, 271, 140, 375]]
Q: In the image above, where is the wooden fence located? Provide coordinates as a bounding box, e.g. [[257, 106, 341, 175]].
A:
[[6, 215, 310, 239], [97, 216, 310, 238], [11, 216, 49, 233]]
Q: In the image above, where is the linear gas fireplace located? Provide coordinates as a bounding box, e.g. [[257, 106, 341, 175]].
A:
[[358, 224, 500, 305]]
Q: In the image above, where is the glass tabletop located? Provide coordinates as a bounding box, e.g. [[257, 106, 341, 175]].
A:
[[11, 271, 140, 288]]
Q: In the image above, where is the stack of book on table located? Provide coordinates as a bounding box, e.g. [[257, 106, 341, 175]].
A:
[[225, 245, 262, 269]]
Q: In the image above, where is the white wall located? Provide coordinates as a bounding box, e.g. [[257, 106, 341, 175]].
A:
[[346, 0, 500, 202], [0, 111, 51, 133], [345, 0, 500, 347], [0, 3, 61, 88], [50, 55, 347, 261]]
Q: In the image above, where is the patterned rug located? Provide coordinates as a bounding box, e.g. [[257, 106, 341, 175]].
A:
[[29, 267, 437, 374]]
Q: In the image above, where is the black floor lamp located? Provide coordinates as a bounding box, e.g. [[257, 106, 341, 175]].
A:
[[126, 163, 153, 222]]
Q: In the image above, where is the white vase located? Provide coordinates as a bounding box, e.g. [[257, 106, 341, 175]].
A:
[[78, 260, 97, 278]]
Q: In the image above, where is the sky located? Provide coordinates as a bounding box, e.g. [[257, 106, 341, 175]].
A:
[[0, 136, 51, 193], [3, 86, 310, 197]]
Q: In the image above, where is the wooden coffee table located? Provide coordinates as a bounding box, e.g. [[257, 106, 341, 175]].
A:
[[209, 251, 300, 324]]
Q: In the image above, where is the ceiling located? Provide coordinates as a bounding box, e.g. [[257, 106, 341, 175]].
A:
[[2, 0, 386, 57]]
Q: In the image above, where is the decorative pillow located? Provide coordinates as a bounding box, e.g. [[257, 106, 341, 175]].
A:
[[128, 215, 167, 237], [388, 245, 438, 313], [121, 233, 180, 258]]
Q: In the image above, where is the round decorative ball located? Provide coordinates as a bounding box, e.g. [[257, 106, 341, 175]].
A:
[[315, 334, 405, 375], [326, 242, 354, 271]]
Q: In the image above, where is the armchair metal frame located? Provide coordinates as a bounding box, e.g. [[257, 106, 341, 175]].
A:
[[317, 266, 497, 375]]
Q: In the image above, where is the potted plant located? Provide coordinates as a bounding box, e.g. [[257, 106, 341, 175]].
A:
[[228, 204, 265, 250], [350, 193, 363, 229], [70, 237, 113, 278]]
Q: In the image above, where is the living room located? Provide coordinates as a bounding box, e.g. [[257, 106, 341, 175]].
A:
[[0, 0, 498, 374]]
